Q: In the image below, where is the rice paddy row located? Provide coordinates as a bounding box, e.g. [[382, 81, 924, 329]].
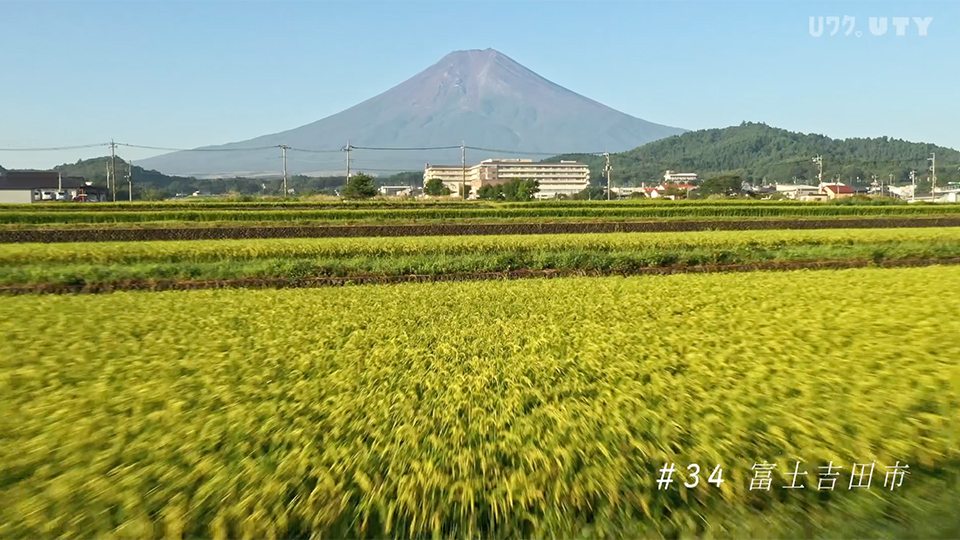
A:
[[4, 228, 960, 291]]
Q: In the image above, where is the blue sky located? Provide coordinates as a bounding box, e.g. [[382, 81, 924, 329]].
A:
[[1, 0, 957, 169]]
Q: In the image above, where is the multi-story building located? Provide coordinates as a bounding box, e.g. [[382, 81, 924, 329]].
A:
[[424, 159, 590, 199], [663, 170, 698, 184], [421, 164, 479, 197]]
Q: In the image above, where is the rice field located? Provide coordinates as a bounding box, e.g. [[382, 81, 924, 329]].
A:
[[2, 201, 959, 227], [2, 228, 960, 288], [2, 267, 958, 538]]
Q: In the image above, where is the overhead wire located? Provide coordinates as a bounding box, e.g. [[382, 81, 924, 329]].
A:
[[465, 146, 607, 156], [3, 141, 955, 173], [350, 145, 462, 151], [0, 143, 110, 151], [115, 143, 278, 152], [287, 147, 343, 154]]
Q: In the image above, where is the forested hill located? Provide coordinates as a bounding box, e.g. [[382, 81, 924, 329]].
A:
[[51, 157, 203, 197], [547, 122, 960, 187]]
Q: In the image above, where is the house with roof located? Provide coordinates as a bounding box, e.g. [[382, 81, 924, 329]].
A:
[[0, 170, 107, 203], [649, 183, 697, 199], [819, 182, 854, 200]]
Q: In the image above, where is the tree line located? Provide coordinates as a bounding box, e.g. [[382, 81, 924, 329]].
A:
[[42, 157, 424, 200]]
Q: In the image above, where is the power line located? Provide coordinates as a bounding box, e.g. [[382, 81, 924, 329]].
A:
[[465, 146, 607, 156], [350, 145, 462, 151], [329, 156, 409, 164], [6, 141, 957, 177], [114, 143, 277, 152], [350, 167, 420, 173], [291, 158, 346, 165], [287, 147, 343, 154], [0, 143, 109, 151]]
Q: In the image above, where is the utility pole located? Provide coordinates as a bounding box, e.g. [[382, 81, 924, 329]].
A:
[[461, 140, 466, 200], [127, 161, 133, 202], [603, 152, 612, 200], [344, 142, 352, 182], [813, 155, 823, 185], [110, 140, 117, 202], [58, 172, 62, 193], [871, 174, 878, 196], [910, 170, 917, 202], [929, 152, 937, 197], [279, 144, 289, 197]]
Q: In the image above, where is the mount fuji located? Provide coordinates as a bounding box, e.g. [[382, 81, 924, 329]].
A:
[[138, 49, 684, 177]]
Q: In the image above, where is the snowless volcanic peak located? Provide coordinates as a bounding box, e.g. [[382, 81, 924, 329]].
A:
[[138, 48, 684, 176]]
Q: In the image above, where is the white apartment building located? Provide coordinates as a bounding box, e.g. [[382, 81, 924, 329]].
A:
[[663, 170, 698, 184], [424, 159, 590, 199]]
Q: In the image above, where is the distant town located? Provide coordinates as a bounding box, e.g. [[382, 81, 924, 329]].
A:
[[2, 155, 957, 204]]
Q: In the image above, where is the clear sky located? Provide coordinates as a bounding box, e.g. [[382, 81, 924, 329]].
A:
[[1, 0, 957, 169]]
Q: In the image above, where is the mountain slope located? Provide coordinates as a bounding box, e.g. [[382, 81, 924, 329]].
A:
[[547, 122, 960, 187], [138, 49, 684, 177]]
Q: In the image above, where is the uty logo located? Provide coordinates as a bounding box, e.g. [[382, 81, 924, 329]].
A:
[[809, 16, 932, 37]]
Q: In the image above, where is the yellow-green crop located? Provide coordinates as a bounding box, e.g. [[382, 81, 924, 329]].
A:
[[1, 267, 958, 538], [4, 227, 960, 265], [3, 228, 960, 289]]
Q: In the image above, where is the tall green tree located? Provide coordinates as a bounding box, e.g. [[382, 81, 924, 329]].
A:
[[697, 175, 743, 197], [477, 184, 503, 200], [501, 179, 540, 201], [424, 178, 451, 196], [573, 186, 607, 200], [343, 173, 377, 199]]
